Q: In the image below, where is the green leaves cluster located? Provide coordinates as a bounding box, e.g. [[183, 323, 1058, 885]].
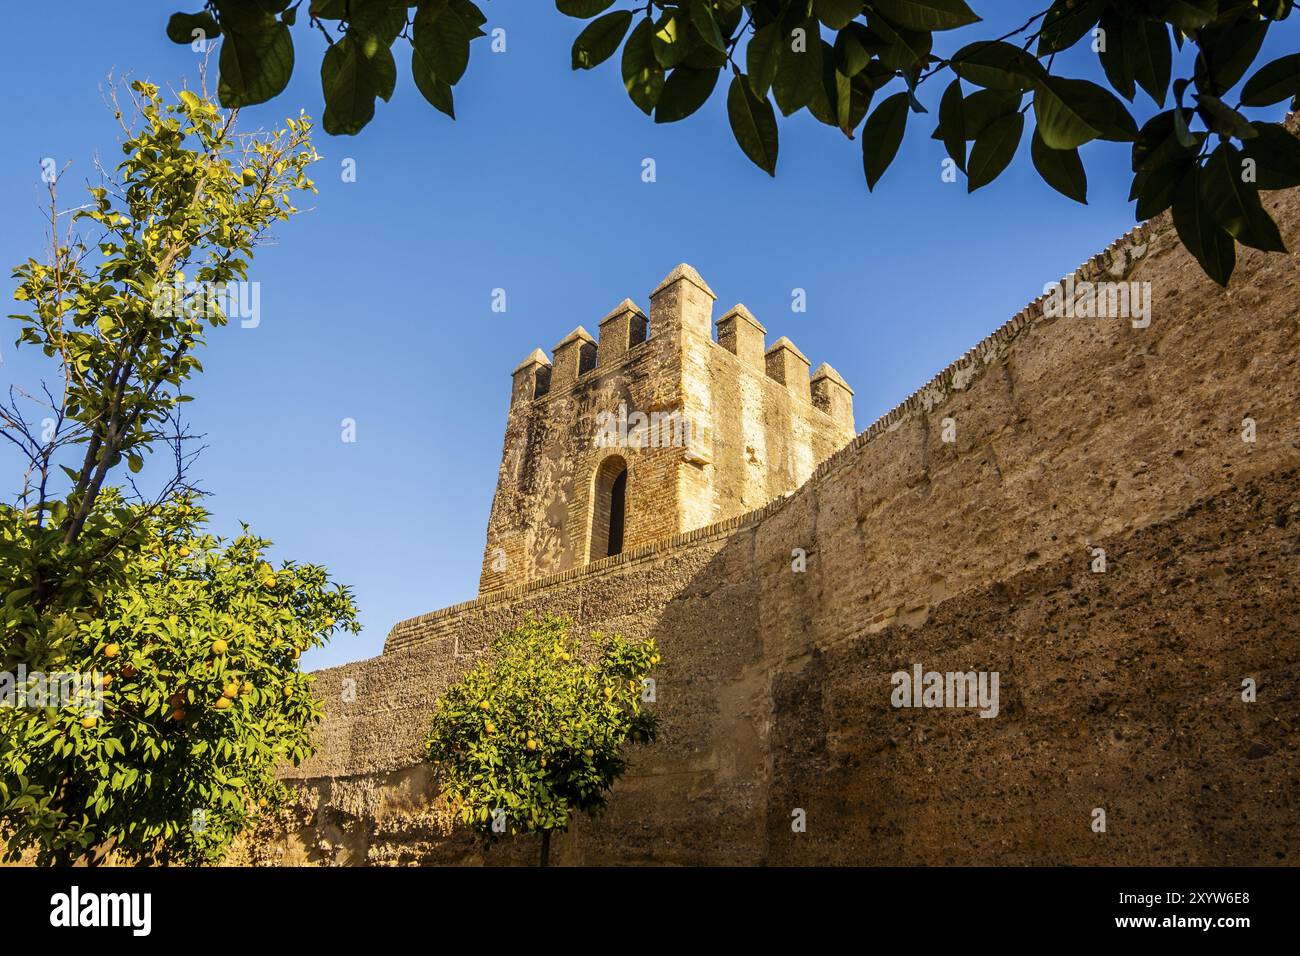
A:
[[425, 615, 659, 858], [0, 494, 360, 866], [168, 0, 487, 133], [565, 0, 1296, 286], [1, 84, 355, 866], [167, 2, 1299, 285]]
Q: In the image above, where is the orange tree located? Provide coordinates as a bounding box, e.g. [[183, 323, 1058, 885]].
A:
[[162, 1, 1300, 285], [0, 82, 353, 864], [0, 492, 358, 866], [425, 614, 659, 866]]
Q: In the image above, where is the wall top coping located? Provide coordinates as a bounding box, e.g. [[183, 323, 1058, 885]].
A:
[[766, 335, 809, 362], [811, 362, 853, 394], [554, 326, 596, 350], [718, 303, 766, 333], [513, 348, 551, 373], [651, 262, 716, 300], [599, 298, 646, 325]]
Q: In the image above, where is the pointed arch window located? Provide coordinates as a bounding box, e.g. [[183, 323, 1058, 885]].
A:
[[590, 456, 628, 561]]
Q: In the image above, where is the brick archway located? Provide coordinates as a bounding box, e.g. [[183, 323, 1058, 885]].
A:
[[589, 454, 628, 561]]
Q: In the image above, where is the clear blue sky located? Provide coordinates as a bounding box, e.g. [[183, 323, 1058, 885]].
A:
[[2, 3, 1295, 668]]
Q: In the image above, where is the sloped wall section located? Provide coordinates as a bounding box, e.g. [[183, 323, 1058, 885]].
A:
[[235, 184, 1300, 866]]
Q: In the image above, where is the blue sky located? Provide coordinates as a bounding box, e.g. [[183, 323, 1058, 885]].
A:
[[1, 3, 1295, 668]]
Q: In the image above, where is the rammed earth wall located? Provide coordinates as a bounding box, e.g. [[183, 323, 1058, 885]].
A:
[[234, 183, 1300, 866]]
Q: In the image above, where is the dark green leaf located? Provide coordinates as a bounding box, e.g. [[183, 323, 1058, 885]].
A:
[[748, 23, 781, 96], [727, 73, 779, 175], [622, 17, 665, 114], [216, 9, 294, 108], [655, 66, 720, 123], [870, 0, 978, 31], [1197, 95, 1257, 140], [1202, 143, 1287, 253], [573, 11, 634, 69], [1134, 159, 1186, 219], [861, 91, 909, 190], [864, 13, 931, 70], [1034, 75, 1134, 149], [1242, 121, 1300, 189], [833, 22, 873, 77], [1159, 0, 1216, 32], [950, 41, 1046, 91], [1038, 0, 1104, 55], [652, 12, 692, 69], [1097, 11, 1135, 101], [412, 45, 456, 118], [1129, 18, 1171, 106], [413, 0, 484, 86], [815, 0, 864, 30], [1241, 52, 1300, 107], [1031, 130, 1086, 203], [967, 110, 1023, 191], [1200, 18, 1268, 93], [1172, 166, 1235, 285], [773, 19, 824, 116], [557, 0, 616, 17], [321, 32, 395, 135], [690, 0, 726, 52], [960, 89, 1021, 139], [350, 2, 406, 46], [167, 11, 221, 45], [937, 78, 966, 171]]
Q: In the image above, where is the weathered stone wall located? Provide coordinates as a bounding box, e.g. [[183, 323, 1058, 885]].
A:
[[478, 264, 854, 593], [239, 185, 1300, 866]]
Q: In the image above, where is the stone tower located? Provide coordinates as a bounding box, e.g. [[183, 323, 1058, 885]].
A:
[[478, 264, 857, 593]]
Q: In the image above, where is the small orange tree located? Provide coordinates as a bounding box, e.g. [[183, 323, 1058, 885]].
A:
[[0, 492, 359, 865], [425, 614, 659, 866]]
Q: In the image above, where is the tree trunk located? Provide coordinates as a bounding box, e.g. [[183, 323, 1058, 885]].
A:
[[539, 830, 551, 868]]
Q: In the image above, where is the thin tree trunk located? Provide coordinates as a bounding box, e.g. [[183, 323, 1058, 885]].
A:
[[539, 830, 550, 868]]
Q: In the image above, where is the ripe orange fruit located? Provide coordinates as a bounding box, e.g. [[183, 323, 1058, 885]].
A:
[[178, 547, 190, 558], [526, 739, 538, 751], [263, 575, 277, 588], [283, 686, 292, 698], [100, 674, 113, 689], [169, 708, 186, 721], [323, 616, 335, 628], [121, 665, 137, 679], [241, 681, 253, 695], [211, 638, 227, 655], [478, 701, 490, 711], [103, 643, 120, 659], [484, 721, 496, 734], [80, 716, 97, 729], [584, 749, 595, 758], [603, 687, 612, 699], [215, 696, 232, 710], [222, 683, 238, 699]]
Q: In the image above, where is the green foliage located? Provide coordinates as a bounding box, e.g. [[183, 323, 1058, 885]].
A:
[[4, 81, 318, 675], [425, 615, 659, 857], [0, 493, 360, 866], [0, 82, 351, 866], [168, 1, 1300, 287]]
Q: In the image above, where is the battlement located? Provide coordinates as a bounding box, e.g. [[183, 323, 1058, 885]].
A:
[[508, 265, 843, 421], [480, 264, 858, 593]]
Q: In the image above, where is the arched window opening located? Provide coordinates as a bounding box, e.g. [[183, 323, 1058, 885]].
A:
[[590, 456, 628, 562], [607, 468, 626, 557]]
